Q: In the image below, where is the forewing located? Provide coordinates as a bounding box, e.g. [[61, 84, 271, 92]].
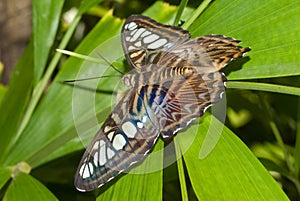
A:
[[157, 34, 251, 72], [74, 89, 160, 192], [121, 15, 190, 70]]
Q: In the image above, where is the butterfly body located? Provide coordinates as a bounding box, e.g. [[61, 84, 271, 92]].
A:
[[75, 15, 250, 192]]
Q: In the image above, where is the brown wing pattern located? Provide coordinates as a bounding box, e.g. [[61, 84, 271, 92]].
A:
[[74, 89, 160, 191], [122, 15, 190, 70], [146, 68, 226, 138], [157, 35, 250, 72]]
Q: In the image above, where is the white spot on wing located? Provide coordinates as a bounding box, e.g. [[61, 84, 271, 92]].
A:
[[79, 164, 85, 177], [125, 22, 137, 30], [172, 49, 185, 54], [220, 91, 224, 98], [141, 30, 151, 37], [104, 126, 112, 133], [88, 162, 94, 174], [130, 28, 138, 36], [122, 121, 137, 138], [134, 41, 142, 47], [164, 43, 173, 49], [112, 113, 121, 122], [147, 38, 168, 49], [93, 152, 99, 166], [113, 134, 127, 150], [143, 34, 159, 43], [81, 163, 93, 179], [107, 131, 114, 141], [137, 121, 143, 128], [129, 28, 146, 42], [107, 148, 115, 159], [142, 115, 148, 123], [128, 45, 135, 51], [99, 140, 107, 166], [203, 104, 212, 113], [92, 141, 99, 150]]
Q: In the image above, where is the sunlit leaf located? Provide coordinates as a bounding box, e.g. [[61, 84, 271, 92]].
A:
[[177, 115, 289, 200], [0, 41, 34, 165], [189, 0, 300, 80], [0, 167, 12, 190], [3, 173, 58, 201], [33, 0, 64, 83]]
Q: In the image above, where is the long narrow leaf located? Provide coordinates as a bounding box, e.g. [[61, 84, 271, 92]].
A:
[[189, 0, 300, 80], [78, 0, 105, 16], [3, 173, 58, 201], [227, 81, 300, 96], [33, 0, 64, 83], [177, 114, 289, 200], [0, 41, 34, 164], [0, 167, 12, 190]]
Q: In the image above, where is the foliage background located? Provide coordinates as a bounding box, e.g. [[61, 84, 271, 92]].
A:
[[0, 0, 299, 200]]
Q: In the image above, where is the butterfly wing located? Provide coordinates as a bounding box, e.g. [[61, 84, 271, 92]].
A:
[[74, 88, 160, 192], [121, 15, 190, 70], [157, 34, 251, 73], [150, 70, 226, 138], [75, 15, 251, 191], [151, 36, 250, 138]]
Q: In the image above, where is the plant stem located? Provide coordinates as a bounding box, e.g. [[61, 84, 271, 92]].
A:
[[173, 0, 188, 26], [227, 81, 300, 96], [182, 0, 212, 29], [270, 121, 294, 172], [175, 137, 189, 201]]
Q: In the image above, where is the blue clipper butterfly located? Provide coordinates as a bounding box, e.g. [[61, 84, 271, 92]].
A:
[[74, 15, 250, 191]]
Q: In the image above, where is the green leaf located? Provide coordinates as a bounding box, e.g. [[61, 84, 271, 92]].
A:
[[173, 0, 188, 26], [0, 63, 7, 104], [0, 41, 34, 165], [174, 139, 188, 201], [3, 172, 58, 201], [96, 139, 163, 201], [3, 12, 124, 167], [189, 0, 300, 80], [0, 84, 7, 105], [33, 0, 64, 83], [296, 98, 300, 178], [78, 0, 105, 16], [0, 167, 12, 190], [227, 81, 300, 96], [177, 114, 289, 200]]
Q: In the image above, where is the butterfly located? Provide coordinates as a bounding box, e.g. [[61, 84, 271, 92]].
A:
[[74, 15, 250, 191]]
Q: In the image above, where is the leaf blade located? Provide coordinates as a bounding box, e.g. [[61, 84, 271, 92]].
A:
[[33, 0, 64, 83], [177, 115, 289, 200], [3, 173, 58, 201], [189, 0, 300, 80]]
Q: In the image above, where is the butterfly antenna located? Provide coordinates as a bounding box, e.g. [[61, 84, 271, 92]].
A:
[[94, 51, 124, 75], [62, 75, 122, 83]]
